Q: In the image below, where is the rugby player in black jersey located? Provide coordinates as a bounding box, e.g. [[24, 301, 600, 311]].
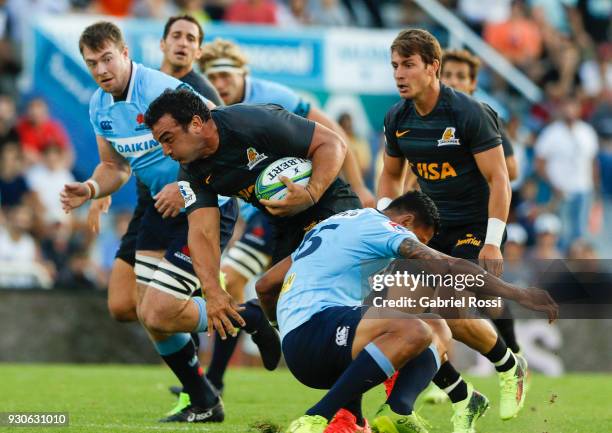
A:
[[440, 48, 522, 358], [144, 89, 361, 338], [377, 29, 527, 432]]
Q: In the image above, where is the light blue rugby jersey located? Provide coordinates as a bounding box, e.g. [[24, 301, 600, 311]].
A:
[[276, 208, 418, 340], [239, 76, 311, 221], [89, 62, 227, 205]]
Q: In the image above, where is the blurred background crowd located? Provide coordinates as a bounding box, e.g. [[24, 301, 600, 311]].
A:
[[0, 0, 610, 290]]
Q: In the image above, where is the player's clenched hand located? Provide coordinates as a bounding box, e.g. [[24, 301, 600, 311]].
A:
[[259, 176, 315, 217], [154, 182, 183, 218], [205, 287, 246, 340], [353, 185, 376, 208], [517, 287, 559, 323], [87, 196, 112, 234], [479, 244, 504, 277], [60, 182, 91, 213]]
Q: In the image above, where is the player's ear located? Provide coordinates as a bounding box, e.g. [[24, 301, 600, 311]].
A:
[[399, 213, 415, 229], [431, 59, 440, 78], [193, 47, 203, 61]]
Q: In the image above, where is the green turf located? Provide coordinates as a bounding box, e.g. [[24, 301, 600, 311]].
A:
[[0, 364, 611, 433]]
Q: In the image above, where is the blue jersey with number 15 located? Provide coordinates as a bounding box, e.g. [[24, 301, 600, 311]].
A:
[[276, 208, 417, 340]]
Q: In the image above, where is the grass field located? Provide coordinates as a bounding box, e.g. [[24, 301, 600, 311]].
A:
[[1, 364, 611, 433]]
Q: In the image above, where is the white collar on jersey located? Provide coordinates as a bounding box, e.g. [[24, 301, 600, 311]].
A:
[[242, 75, 252, 103], [111, 61, 138, 104]]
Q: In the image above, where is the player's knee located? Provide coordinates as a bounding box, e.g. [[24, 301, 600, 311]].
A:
[[427, 318, 452, 355], [108, 299, 137, 323], [139, 299, 176, 334], [394, 319, 433, 359]]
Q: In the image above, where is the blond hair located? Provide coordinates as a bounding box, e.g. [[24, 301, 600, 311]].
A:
[[199, 38, 249, 73]]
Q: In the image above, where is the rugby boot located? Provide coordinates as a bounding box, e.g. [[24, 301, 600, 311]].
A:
[[166, 391, 190, 416], [498, 353, 528, 420], [286, 415, 328, 433], [371, 404, 429, 433], [326, 408, 371, 433], [159, 397, 224, 423], [450, 383, 489, 433], [420, 383, 449, 404]]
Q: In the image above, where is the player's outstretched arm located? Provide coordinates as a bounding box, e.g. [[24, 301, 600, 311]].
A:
[[188, 207, 246, 339], [255, 256, 293, 323], [397, 237, 558, 322], [60, 136, 130, 213]]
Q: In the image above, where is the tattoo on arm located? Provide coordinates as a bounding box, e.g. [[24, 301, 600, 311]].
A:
[[398, 238, 441, 261]]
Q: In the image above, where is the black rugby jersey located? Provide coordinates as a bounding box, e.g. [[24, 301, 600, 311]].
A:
[[384, 84, 502, 226], [179, 103, 350, 219]]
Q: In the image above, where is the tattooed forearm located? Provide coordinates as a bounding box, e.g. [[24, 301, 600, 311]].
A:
[[398, 237, 443, 261]]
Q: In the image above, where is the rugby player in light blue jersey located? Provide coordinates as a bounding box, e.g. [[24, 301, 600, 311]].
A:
[[60, 21, 280, 423], [256, 191, 558, 433]]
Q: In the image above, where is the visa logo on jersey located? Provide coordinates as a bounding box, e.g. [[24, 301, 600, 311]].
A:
[[412, 162, 457, 180]]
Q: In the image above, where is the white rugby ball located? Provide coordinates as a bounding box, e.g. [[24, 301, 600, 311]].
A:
[[255, 157, 312, 201]]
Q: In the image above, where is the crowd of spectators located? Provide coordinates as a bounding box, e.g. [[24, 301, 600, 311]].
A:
[[0, 0, 610, 289]]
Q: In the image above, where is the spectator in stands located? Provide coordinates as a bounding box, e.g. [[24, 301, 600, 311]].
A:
[[16, 97, 73, 166], [0, 0, 20, 98], [535, 96, 600, 248], [177, 0, 212, 23], [55, 247, 102, 290], [95, 0, 134, 16], [224, 0, 278, 25], [132, 0, 178, 18], [0, 204, 52, 288], [25, 144, 75, 227], [337, 112, 371, 178], [0, 142, 42, 220], [0, 94, 18, 147], [579, 43, 612, 98], [312, 0, 350, 27], [458, 0, 512, 34], [277, 0, 312, 27], [483, 0, 542, 67], [530, 212, 563, 259], [340, 0, 384, 27]]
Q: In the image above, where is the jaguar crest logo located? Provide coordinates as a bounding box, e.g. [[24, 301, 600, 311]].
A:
[[246, 147, 268, 170], [437, 127, 460, 146]]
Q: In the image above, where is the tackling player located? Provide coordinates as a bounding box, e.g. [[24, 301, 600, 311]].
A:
[[255, 192, 557, 433], [61, 21, 280, 423], [377, 29, 524, 430]]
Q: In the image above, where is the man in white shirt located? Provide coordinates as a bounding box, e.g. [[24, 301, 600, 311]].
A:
[[535, 97, 599, 248]]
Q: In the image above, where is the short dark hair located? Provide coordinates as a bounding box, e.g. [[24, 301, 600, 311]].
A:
[[145, 88, 211, 130], [163, 15, 204, 46], [391, 28, 442, 78], [442, 49, 481, 82], [79, 21, 125, 54], [386, 191, 440, 233]]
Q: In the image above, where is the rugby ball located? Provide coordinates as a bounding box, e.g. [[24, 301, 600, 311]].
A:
[[255, 157, 312, 201]]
